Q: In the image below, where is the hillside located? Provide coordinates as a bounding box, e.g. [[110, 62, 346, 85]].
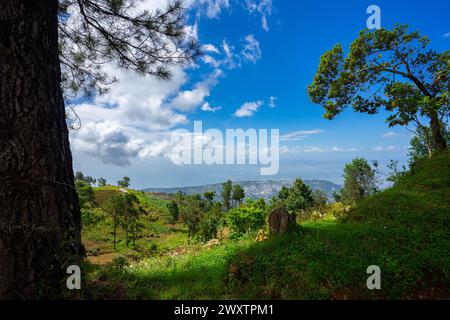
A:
[[143, 179, 341, 200], [85, 153, 450, 299]]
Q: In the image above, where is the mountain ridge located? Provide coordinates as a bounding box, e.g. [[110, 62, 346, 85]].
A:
[[142, 179, 342, 200]]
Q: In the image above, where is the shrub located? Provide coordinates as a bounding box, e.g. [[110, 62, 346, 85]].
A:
[[227, 200, 266, 237], [329, 202, 353, 221]]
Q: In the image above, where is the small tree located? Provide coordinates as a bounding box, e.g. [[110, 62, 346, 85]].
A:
[[198, 202, 223, 243], [285, 179, 314, 214], [180, 195, 204, 243], [118, 176, 131, 188], [278, 186, 290, 201], [232, 185, 245, 207], [98, 178, 107, 187], [227, 200, 266, 237], [340, 158, 377, 204], [221, 180, 233, 211], [167, 200, 180, 224], [312, 189, 328, 208], [103, 195, 126, 250]]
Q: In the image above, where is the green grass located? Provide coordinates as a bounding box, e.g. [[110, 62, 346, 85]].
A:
[[85, 153, 450, 299]]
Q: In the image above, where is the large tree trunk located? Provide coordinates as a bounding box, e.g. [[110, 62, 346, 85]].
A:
[[0, 0, 83, 299], [429, 114, 448, 152]]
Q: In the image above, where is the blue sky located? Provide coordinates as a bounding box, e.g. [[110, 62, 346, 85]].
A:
[[70, 0, 450, 188]]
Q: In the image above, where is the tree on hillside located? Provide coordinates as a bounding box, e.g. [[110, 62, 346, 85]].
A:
[[308, 25, 449, 153], [167, 200, 180, 224], [180, 195, 204, 243], [312, 189, 328, 208], [0, 0, 198, 297], [285, 179, 314, 214], [103, 195, 126, 250], [121, 193, 144, 247], [221, 180, 233, 212], [203, 192, 216, 203], [340, 158, 378, 204], [278, 186, 290, 201], [232, 185, 245, 207], [98, 178, 107, 187], [75, 171, 96, 185], [118, 176, 131, 188], [75, 180, 96, 208], [408, 125, 449, 164]]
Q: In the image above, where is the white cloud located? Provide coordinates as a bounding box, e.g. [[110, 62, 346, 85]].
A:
[[234, 100, 264, 117], [268, 96, 277, 108], [373, 145, 407, 152], [201, 44, 220, 53], [246, 0, 273, 31], [196, 0, 230, 18], [241, 34, 261, 63], [169, 69, 222, 111], [382, 131, 397, 138], [201, 102, 222, 112], [68, 0, 267, 167], [280, 129, 325, 142], [442, 32, 450, 39], [280, 145, 361, 154]]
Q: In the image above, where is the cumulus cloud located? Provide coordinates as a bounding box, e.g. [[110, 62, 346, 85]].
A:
[[234, 100, 264, 117], [69, 0, 267, 167], [241, 34, 262, 63], [169, 69, 223, 111]]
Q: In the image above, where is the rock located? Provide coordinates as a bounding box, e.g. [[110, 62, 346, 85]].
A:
[[268, 207, 295, 235]]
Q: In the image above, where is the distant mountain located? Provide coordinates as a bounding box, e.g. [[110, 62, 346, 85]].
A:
[[142, 179, 341, 201]]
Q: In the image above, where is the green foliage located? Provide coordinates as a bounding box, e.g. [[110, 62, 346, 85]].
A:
[[97, 178, 107, 187], [312, 189, 328, 207], [75, 180, 96, 208], [227, 200, 267, 237], [308, 24, 449, 151], [221, 180, 233, 211], [58, 0, 200, 97], [339, 157, 377, 204], [75, 171, 96, 186], [285, 178, 314, 213], [408, 125, 449, 164], [167, 200, 179, 224], [179, 195, 204, 241], [197, 203, 223, 243], [118, 176, 131, 188], [111, 256, 129, 270], [203, 192, 216, 203], [232, 184, 245, 207], [278, 186, 290, 201]]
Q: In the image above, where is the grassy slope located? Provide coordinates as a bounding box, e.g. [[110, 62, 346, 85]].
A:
[[87, 154, 449, 299], [83, 187, 188, 263]]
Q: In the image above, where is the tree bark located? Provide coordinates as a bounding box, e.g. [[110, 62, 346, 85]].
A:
[[0, 0, 83, 299], [429, 113, 448, 153]]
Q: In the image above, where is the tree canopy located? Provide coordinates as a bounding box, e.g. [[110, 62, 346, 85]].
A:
[[308, 25, 449, 152], [58, 0, 200, 97]]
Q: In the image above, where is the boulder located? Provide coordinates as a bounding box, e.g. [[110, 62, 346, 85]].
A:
[[268, 207, 296, 235]]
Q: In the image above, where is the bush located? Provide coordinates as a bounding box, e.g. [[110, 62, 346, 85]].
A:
[[227, 200, 267, 237], [329, 202, 353, 221], [112, 256, 129, 270]]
